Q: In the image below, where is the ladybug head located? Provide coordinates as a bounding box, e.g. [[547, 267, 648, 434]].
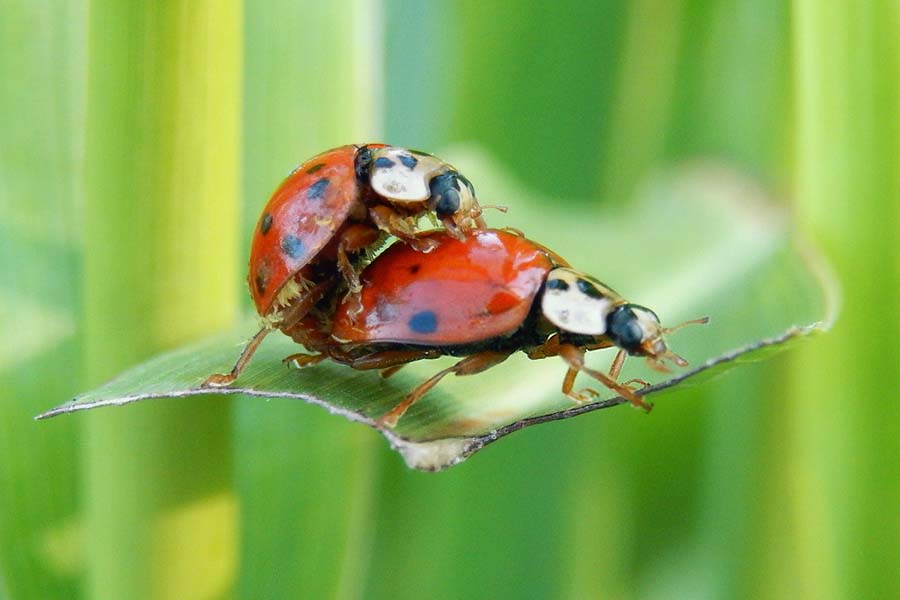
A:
[[364, 146, 484, 235], [605, 304, 666, 357], [541, 268, 707, 372], [605, 304, 709, 373], [428, 171, 480, 235]]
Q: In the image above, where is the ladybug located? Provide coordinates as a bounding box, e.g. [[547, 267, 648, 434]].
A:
[[285, 229, 708, 427], [203, 144, 485, 388]]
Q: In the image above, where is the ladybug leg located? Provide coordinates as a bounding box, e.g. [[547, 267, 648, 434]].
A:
[[282, 353, 328, 368], [336, 245, 362, 300], [608, 348, 627, 380], [377, 350, 513, 428], [368, 205, 439, 252], [449, 203, 496, 233], [278, 276, 338, 331], [527, 334, 613, 361], [204, 278, 334, 389], [202, 327, 271, 388], [336, 225, 381, 322], [606, 349, 651, 391], [439, 217, 462, 240], [526, 333, 562, 360], [560, 366, 601, 404], [345, 348, 442, 371], [622, 378, 652, 391], [557, 344, 653, 412], [379, 365, 405, 379]]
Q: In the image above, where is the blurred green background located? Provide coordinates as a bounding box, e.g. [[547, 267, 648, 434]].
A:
[[1, 1, 897, 599]]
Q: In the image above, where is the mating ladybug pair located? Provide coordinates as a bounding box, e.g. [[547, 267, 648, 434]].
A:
[[203, 144, 706, 428]]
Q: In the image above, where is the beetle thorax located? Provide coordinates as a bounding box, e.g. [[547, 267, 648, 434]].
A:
[[365, 146, 479, 231], [540, 268, 621, 335], [367, 147, 450, 202]]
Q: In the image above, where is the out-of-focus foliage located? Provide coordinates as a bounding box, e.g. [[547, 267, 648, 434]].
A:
[[1, 1, 896, 599]]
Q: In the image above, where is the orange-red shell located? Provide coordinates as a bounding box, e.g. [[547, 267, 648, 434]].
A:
[[331, 229, 555, 345], [248, 145, 384, 315]]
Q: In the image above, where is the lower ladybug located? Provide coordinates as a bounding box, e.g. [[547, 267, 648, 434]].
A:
[[285, 229, 708, 427], [203, 144, 486, 388]]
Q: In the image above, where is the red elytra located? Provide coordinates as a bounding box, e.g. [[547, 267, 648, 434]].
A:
[[285, 229, 706, 428], [330, 229, 557, 345], [249, 145, 366, 316]]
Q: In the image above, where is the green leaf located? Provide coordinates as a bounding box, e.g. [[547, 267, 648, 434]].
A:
[[36, 157, 836, 471]]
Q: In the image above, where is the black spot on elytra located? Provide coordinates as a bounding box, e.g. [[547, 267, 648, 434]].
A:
[[260, 213, 273, 235], [306, 163, 326, 174], [576, 278, 605, 299], [546, 278, 569, 291], [281, 235, 303, 259], [306, 178, 330, 200], [255, 272, 267, 294], [408, 310, 438, 334], [398, 153, 418, 170], [374, 156, 395, 169], [409, 264, 421, 275]]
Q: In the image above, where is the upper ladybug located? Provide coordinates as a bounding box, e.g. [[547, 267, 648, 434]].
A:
[[203, 144, 484, 388], [248, 144, 483, 317]]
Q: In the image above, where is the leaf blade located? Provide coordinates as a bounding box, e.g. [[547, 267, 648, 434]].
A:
[[37, 161, 836, 471]]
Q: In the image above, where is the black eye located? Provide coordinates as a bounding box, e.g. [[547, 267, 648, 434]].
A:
[[436, 188, 460, 216], [430, 173, 461, 216], [606, 306, 644, 352]]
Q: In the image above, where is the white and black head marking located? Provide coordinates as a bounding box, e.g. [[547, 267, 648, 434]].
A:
[[541, 268, 619, 335], [605, 303, 701, 372], [605, 304, 664, 356], [429, 171, 477, 221], [365, 146, 476, 222], [542, 267, 697, 370]]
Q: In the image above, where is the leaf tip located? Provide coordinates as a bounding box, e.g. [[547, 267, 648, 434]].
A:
[[384, 432, 482, 472]]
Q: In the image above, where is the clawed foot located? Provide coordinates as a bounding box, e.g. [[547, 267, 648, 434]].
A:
[[620, 379, 653, 412], [375, 410, 403, 429], [407, 236, 440, 253], [623, 378, 651, 391], [567, 388, 601, 404], [379, 365, 404, 379], [344, 292, 364, 324], [566, 384, 654, 412], [626, 394, 654, 413], [201, 373, 236, 388]]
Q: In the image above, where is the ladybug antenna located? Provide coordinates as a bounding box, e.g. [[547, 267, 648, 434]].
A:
[[662, 315, 709, 336], [646, 349, 687, 374], [646, 317, 707, 371], [663, 350, 689, 367], [479, 204, 509, 214]]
